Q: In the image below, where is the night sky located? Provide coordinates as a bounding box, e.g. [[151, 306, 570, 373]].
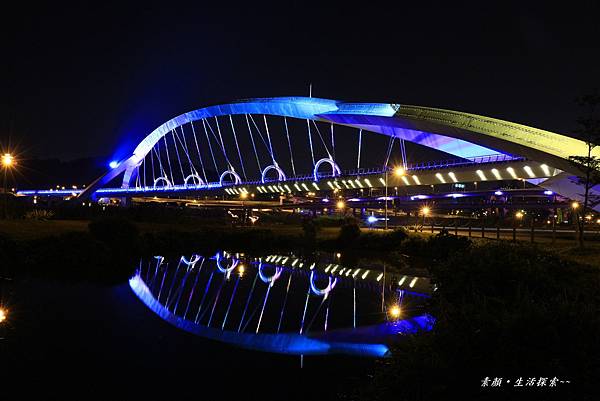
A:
[[2, 1, 599, 165]]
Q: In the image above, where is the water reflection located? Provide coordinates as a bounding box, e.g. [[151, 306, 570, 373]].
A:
[[130, 252, 434, 357]]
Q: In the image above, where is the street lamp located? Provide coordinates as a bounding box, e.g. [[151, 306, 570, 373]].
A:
[[388, 304, 401, 320], [384, 166, 406, 231], [420, 206, 430, 230], [2, 153, 15, 219], [2, 153, 14, 167]]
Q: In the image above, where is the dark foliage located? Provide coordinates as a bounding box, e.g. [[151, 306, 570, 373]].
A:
[[347, 242, 600, 400]]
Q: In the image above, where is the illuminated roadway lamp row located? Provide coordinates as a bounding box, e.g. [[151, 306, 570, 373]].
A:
[[224, 164, 555, 195], [224, 187, 249, 195], [435, 164, 554, 184]]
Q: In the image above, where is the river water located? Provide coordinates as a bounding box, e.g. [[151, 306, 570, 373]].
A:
[[0, 251, 432, 400]]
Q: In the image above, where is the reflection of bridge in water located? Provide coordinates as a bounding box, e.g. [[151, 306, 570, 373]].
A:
[[130, 252, 434, 357]]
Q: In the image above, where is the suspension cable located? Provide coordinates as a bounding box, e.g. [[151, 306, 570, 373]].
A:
[[142, 156, 146, 188], [245, 114, 263, 173], [171, 129, 187, 183], [330, 123, 335, 160], [400, 138, 408, 169], [248, 114, 272, 155], [177, 125, 197, 177], [152, 146, 167, 180], [202, 119, 220, 175], [306, 119, 315, 167], [213, 116, 233, 169], [229, 115, 247, 180], [162, 135, 175, 184], [283, 117, 296, 176], [383, 135, 395, 168], [263, 115, 276, 164], [190, 121, 208, 183], [150, 146, 156, 184], [311, 120, 333, 159], [357, 129, 363, 169]]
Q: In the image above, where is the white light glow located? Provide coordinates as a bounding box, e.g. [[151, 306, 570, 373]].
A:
[[540, 164, 551, 176], [523, 166, 536, 178]]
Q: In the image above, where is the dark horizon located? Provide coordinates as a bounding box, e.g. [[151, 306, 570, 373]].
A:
[[2, 2, 599, 165]]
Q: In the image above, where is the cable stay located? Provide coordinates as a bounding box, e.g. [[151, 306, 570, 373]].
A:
[[330, 123, 335, 160], [306, 118, 315, 168], [283, 117, 296, 177], [212, 116, 234, 171], [357, 128, 363, 169], [248, 114, 274, 160], [190, 121, 208, 184], [400, 138, 408, 170], [245, 114, 263, 174], [383, 134, 396, 168], [177, 125, 199, 178], [201, 119, 220, 178], [229, 115, 247, 181], [310, 120, 333, 159], [171, 129, 187, 184], [263, 115, 276, 164], [162, 135, 176, 185]]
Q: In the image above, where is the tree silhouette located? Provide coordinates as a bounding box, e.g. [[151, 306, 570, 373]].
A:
[[568, 90, 600, 248]]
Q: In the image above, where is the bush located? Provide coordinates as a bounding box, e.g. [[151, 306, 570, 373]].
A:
[[88, 217, 140, 282], [348, 242, 600, 399], [24, 209, 55, 220], [337, 222, 361, 245]]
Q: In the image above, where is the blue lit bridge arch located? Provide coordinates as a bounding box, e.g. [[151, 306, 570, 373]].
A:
[[19, 96, 597, 206]]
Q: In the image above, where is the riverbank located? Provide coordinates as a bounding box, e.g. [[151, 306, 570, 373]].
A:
[[2, 217, 599, 399]]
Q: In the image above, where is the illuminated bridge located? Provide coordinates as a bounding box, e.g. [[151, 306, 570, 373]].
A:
[[19, 97, 600, 210]]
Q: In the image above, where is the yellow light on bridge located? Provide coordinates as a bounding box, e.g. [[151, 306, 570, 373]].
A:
[[394, 166, 405, 177], [0, 308, 7, 323], [388, 305, 401, 320], [515, 211, 524, 219], [240, 192, 248, 199], [336, 200, 345, 209], [421, 206, 430, 216]]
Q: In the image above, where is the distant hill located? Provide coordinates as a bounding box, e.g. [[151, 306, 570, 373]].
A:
[[12, 157, 107, 190]]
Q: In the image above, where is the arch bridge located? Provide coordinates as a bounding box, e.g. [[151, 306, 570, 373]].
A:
[[20, 97, 599, 209]]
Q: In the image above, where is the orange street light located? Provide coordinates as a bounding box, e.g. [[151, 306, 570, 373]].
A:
[[394, 166, 405, 177], [388, 305, 401, 320], [1, 153, 14, 168]]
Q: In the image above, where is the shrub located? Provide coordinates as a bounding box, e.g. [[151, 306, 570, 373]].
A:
[[24, 209, 55, 220], [337, 222, 361, 246]]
